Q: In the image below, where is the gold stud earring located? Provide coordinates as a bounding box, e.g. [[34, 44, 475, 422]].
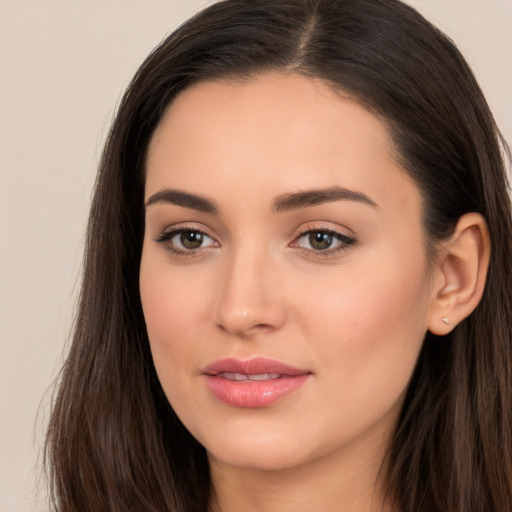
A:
[[441, 317, 450, 325]]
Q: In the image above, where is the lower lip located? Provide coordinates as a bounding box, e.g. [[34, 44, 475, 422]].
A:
[[204, 374, 310, 408]]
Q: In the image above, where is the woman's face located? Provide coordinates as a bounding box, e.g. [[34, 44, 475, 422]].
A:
[[140, 73, 436, 473]]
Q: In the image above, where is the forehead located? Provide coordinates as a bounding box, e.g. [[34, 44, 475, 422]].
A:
[[145, 72, 419, 216], [148, 73, 393, 169]]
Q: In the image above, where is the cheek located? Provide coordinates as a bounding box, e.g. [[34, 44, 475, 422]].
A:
[[140, 270, 196, 338], [316, 269, 428, 351], [308, 232, 429, 339], [293, 245, 430, 414], [139, 250, 214, 381]]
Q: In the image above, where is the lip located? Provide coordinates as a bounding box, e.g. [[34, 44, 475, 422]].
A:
[[203, 357, 311, 408]]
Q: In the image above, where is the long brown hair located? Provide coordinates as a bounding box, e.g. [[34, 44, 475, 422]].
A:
[[45, 1, 512, 510]]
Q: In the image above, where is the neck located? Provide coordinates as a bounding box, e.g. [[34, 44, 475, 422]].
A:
[[208, 431, 395, 512]]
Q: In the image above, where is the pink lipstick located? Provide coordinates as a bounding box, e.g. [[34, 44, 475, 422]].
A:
[[203, 357, 311, 408]]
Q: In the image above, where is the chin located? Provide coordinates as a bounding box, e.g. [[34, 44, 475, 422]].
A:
[[198, 422, 325, 473], [207, 441, 309, 472]]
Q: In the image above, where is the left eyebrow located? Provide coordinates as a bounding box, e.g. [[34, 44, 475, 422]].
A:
[[272, 186, 379, 212]]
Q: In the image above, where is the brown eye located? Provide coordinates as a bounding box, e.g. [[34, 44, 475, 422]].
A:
[[309, 231, 334, 250], [292, 229, 356, 254], [154, 228, 218, 255], [180, 230, 204, 249]]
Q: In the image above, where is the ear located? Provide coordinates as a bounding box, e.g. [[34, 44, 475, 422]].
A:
[[427, 212, 490, 335]]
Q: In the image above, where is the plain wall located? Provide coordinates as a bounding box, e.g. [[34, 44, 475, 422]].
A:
[[0, 1, 510, 510]]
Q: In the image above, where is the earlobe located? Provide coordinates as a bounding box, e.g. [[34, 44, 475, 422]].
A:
[[427, 213, 490, 335]]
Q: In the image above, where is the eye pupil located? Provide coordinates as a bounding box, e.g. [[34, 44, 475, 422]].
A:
[[180, 231, 203, 249], [309, 231, 333, 250]]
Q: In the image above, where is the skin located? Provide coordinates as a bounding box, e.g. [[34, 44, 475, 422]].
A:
[[139, 73, 485, 511]]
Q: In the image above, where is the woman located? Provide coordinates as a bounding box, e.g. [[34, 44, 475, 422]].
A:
[[45, 0, 512, 510]]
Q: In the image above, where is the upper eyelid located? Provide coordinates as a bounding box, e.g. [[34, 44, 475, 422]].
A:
[[292, 228, 356, 245], [293, 221, 355, 238], [155, 222, 217, 238], [155, 226, 212, 239], [296, 226, 347, 235]]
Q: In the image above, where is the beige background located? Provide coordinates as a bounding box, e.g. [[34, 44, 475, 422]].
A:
[[1, 1, 511, 510]]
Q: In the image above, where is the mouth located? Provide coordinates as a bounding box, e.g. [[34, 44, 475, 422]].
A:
[[203, 357, 311, 408], [215, 372, 282, 381]]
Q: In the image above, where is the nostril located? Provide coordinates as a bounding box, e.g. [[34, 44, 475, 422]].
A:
[[215, 309, 284, 337], [214, 274, 287, 336]]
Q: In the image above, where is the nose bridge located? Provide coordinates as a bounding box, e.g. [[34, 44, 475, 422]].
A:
[[214, 240, 285, 336]]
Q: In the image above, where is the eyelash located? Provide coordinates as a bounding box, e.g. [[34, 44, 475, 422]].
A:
[[291, 227, 357, 257], [154, 226, 357, 258], [154, 226, 217, 258]]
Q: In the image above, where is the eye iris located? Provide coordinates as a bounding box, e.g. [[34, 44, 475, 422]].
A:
[[180, 231, 203, 249], [309, 231, 333, 250]]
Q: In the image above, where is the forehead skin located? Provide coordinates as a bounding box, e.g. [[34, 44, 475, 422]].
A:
[[146, 73, 419, 221]]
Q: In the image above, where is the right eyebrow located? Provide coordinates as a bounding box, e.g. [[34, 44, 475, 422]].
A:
[[144, 189, 218, 214]]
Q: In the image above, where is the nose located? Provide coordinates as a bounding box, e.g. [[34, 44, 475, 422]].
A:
[[214, 247, 287, 338]]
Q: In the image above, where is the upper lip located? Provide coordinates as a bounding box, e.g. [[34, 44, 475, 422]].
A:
[[203, 357, 310, 376]]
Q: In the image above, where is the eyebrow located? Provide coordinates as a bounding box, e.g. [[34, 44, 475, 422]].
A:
[[144, 185, 378, 214], [272, 186, 378, 212], [145, 189, 218, 214]]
